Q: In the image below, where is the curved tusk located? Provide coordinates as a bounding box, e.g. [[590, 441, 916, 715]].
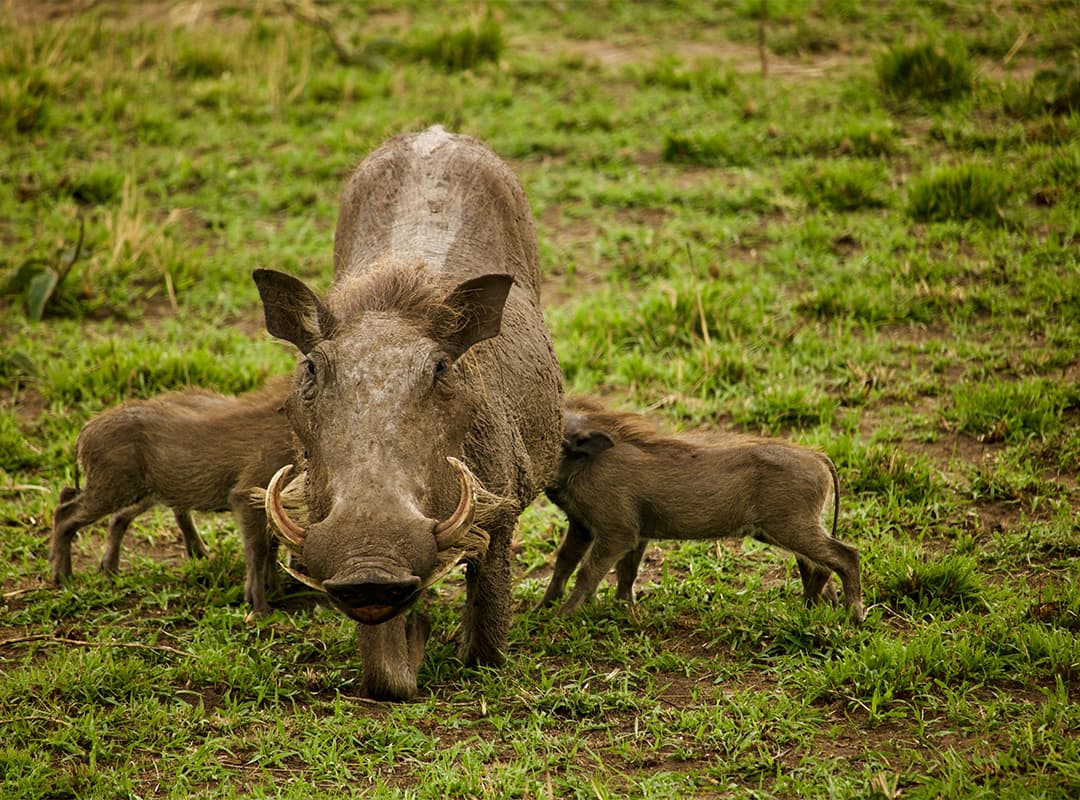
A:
[[433, 456, 476, 550], [278, 556, 326, 593], [265, 464, 307, 552]]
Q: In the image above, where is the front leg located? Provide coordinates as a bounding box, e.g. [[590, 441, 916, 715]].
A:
[[231, 492, 275, 617], [558, 522, 639, 616], [535, 515, 592, 611], [358, 611, 430, 701], [458, 513, 515, 667]]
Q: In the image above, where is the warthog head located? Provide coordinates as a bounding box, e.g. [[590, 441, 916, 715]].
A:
[[253, 262, 512, 625]]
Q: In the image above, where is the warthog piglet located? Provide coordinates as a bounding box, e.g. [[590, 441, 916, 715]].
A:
[[50, 377, 294, 615], [539, 398, 865, 623]]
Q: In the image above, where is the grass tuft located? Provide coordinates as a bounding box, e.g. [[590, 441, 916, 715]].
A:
[[1032, 55, 1080, 115], [409, 13, 504, 72], [831, 438, 941, 503], [635, 56, 736, 96], [65, 162, 125, 205], [878, 551, 986, 616], [946, 378, 1071, 443], [733, 384, 838, 432], [906, 162, 1011, 224], [172, 39, 235, 80], [0, 70, 53, 134], [0, 408, 39, 470], [877, 38, 973, 103], [1004, 52, 1080, 118], [661, 129, 758, 167], [787, 159, 890, 211]]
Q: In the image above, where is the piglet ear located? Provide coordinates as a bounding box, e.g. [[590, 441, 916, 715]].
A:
[[253, 269, 337, 355], [441, 273, 514, 359], [564, 430, 615, 457]]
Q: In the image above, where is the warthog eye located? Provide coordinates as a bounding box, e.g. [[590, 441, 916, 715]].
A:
[[433, 357, 450, 382], [300, 356, 318, 401]]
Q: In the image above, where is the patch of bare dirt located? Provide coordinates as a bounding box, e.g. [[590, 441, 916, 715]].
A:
[[611, 206, 670, 228], [979, 54, 1046, 83], [138, 291, 180, 324], [66, 522, 195, 578], [4, 0, 243, 27], [536, 206, 607, 307], [2, 0, 91, 24], [530, 36, 868, 82], [1, 384, 45, 424]]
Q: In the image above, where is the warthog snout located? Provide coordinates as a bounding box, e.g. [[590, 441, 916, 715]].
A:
[[297, 508, 438, 622], [264, 457, 480, 623], [323, 572, 423, 625]]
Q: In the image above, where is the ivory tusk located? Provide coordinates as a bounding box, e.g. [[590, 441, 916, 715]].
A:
[[278, 556, 326, 593], [265, 464, 307, 551], [433, 456, 476, 550]]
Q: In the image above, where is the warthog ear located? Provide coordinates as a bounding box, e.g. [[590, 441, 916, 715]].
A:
[[253, 269, 336, 355], [564, 430, 615, 457], [441, 273, 514, 359]]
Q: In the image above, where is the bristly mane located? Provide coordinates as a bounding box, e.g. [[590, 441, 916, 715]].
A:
[[327, 259, 465, 338], [565, 396, 763, 453], [565, 396, 693, 452]]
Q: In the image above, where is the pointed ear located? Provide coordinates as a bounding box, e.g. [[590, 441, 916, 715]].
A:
[[253, 269, 336, 354], [564, 430, 615, 458], [441, 273, 514, 359]]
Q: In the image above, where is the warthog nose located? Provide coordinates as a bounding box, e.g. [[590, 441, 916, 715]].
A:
[[323, 574, 422, 613]]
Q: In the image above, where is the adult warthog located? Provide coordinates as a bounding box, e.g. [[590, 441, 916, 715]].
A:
[[253, 126, 563, 699]]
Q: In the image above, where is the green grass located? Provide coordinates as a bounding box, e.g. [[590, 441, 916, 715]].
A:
[[947, 377, 1075, 443], [408, 12, 505, 72], [2, 2, 1079, 798], [786, 158, 891, 211], [907, 162, 1013, 224], [877, 38, 974, 103]]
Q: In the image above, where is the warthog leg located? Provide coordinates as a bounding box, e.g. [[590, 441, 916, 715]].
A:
[[779, 524, 864, 623], [458, 506, 518, 667], [231, 487, 275, 617], [98, 498, 154, 578], [535, 516, 592, 611], [796, 555, 838, 606], [174, 509, 210, 561], [358, 612, 431, 701], [51, 486, 142, 585], [613, 540, 647, 603], [557, 519, 640, 616]]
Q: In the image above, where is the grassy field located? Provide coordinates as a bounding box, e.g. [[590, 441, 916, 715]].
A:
[[2, 1, 1078, 797]]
